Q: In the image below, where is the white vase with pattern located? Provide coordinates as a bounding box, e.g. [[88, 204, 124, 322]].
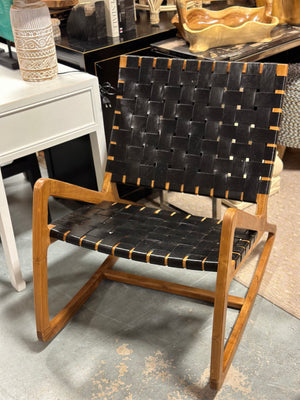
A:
[[10, 0, 57, 81]]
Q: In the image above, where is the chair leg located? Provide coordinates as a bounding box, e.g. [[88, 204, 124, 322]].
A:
[[33, 226, 51, 341], [33, 241, 118, 341], [210, 255, 232, 389], [210, 232, 275, 389]]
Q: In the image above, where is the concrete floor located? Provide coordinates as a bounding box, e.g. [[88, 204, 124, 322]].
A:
[[0, 173, 299, 400]]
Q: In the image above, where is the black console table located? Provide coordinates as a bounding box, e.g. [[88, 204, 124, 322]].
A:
[[55, 11, 176, 74]]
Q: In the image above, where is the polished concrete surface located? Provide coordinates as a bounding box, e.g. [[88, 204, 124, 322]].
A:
[[0, 173, 299, 400]]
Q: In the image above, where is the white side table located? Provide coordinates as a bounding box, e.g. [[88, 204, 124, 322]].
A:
[[0, 58, 106, 291]]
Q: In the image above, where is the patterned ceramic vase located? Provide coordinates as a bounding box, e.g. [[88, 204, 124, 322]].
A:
[[10, 0, 57, 81]]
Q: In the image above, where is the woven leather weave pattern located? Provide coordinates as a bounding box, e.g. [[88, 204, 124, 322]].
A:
[[50, 201, 257, 271], [107, 56, 287, 203]]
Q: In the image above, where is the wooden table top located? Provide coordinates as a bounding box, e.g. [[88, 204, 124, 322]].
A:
[[151, 25, 300, 62]]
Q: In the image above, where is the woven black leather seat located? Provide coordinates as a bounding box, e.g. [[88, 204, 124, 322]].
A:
[[50, 201, 257, 271], [32, 55, 288, 390]]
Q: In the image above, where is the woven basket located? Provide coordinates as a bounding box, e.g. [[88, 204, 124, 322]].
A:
[[278, 64, 300, 148]]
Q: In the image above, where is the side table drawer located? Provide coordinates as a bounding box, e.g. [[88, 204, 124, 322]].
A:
[[0, 87, 97, 163]]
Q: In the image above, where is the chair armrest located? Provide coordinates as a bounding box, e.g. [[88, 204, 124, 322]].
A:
[[32, 178, 107, 241], [33, 178, 108, 205], [218, 207, 276, 278], [34, 171, 123, 215], [223, 208, 276, 235], [32, 175, 123, 240]]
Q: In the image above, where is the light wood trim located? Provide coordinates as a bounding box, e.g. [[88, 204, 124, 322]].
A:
[[210, 204, 237, 387], [103, 269, 244, 309], [33, 174, 121, 206], [255, 193, 269, 217], [32, 174, 126, 342], [210, 197, 276, 389], [32, 179, 53, 334], [222, 207, 267, 233], [37, 256, 118, 341], [222, 232, 275, 380]]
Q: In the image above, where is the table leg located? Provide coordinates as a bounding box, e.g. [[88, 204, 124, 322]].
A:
[[160, 190, 169, 208], [89, 130, 107, 191], [212, 198, 222, 220], [0, 172, 26, 291], [89, 83, 107, 191]]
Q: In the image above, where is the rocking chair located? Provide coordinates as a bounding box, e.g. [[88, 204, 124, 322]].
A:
[[32, 56, 287, 389]]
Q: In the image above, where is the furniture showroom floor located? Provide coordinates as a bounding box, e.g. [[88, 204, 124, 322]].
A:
[[0, 152, 299, 400]]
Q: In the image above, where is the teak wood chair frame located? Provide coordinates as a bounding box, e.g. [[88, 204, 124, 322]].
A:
[[32, 56, 287, 390]]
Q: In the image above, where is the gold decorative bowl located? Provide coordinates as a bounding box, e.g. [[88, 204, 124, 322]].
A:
[[171, 0, 279, 53]]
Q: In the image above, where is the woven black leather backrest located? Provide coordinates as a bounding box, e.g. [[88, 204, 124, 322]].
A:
[[107, 56, 287, 203]]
